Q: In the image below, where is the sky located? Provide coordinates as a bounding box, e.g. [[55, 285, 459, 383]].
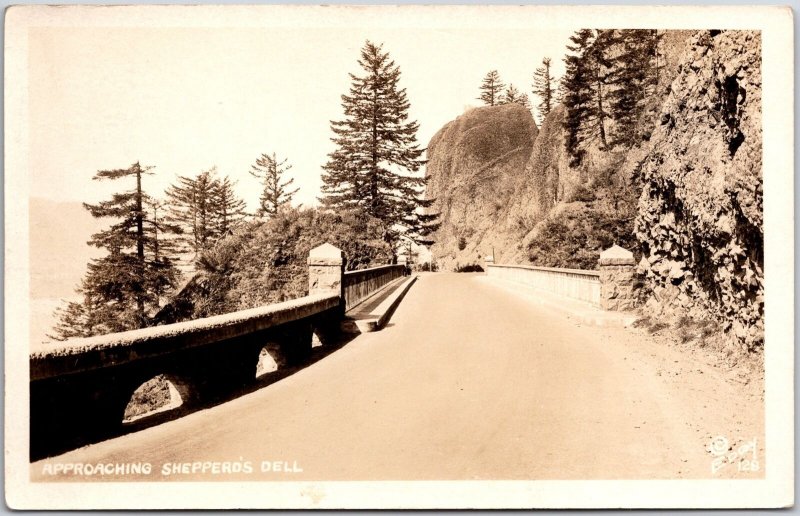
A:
[[28, 21, 575, 211]]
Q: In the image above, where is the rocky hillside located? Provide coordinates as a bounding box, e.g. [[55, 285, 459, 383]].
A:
[[425, 103, 538, 269], [633, 30, 763, 351], [425, 29, 763, 350]]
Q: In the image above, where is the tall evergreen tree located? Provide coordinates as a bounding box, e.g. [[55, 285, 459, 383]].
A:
[[212, 175, 248, 236], [562, 29, 596, 166], [50, 162, 181, 339], [586, 30, 614, 149], [165, 167, 221, 254], [532, 57, 555, 124], [609, 29, 662, 147], [320, 40, 438, 249], [561, 29, 613, 164], [478, 70, 506, 106], [249, 152, 298, 216]]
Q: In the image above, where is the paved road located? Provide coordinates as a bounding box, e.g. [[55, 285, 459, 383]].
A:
[[34, 273, 714, 481]]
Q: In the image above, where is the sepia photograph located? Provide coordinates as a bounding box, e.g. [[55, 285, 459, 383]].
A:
[[4, 4, 794, 509]]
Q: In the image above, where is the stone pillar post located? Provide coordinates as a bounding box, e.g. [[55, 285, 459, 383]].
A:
[[308, 243, 345, 304], [599, 245, 636, 311]]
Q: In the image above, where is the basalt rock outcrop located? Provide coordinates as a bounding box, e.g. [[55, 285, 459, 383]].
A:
[[425, 30, 762, 352], [634, 30, 763, 350], [426, 103, 538, 269]]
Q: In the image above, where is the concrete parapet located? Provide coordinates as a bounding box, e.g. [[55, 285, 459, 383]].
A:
[[30, 242, 405, 460], [29, 295, 338, 460], [486, 263, 600, 306], [343, 264, 406, 312]]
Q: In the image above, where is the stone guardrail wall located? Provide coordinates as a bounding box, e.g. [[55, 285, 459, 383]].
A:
[[343, 264, 407, 311], [487, 263, 601, 306], [485, 245, 637, 311], [31, 243, 396, 460]]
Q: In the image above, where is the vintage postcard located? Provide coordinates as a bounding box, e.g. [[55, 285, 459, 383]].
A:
[[4, 4, 794, 509]]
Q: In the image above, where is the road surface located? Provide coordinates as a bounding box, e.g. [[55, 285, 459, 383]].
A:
[[32, 273, 762, 481]]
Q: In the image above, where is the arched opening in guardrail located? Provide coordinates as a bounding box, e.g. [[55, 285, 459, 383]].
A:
[[256, 343, 283, 378], [122, 375, 184, 423]]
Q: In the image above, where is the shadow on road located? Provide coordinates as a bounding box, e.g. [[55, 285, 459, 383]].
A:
[[36, 331, 361, 461]]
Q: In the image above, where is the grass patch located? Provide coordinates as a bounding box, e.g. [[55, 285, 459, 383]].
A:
[[674, 315, 721, 344]]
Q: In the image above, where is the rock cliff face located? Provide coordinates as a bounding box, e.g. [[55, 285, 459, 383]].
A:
[[425, 30, 762, 351], [634, 30, 763, 350], [426, 103, 538, 269], [509, 105, 573, 227]]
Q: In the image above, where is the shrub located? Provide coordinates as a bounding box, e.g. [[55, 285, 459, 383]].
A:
[[526, 204, 637, 270], [455, 263, 484, 273], [566, 184, 596, 203], [160, 206, 395, 323], [677, 325, 696, 343]]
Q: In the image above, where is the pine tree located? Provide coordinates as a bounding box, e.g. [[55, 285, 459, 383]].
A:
[[320, 40, 438, 248], [501, 84, 531, 109], [586, 30, 614, 149], [478, 70, 506, 106], [561, 29, 613, 164], [532, 57, 555, 124], [609, 29, 662, 147], [165, 167, 221, 254], [50, 162, 181, 339], [212, 175, 248, 236], [249, 152, 298, 216], [562, 29, 596, 166]]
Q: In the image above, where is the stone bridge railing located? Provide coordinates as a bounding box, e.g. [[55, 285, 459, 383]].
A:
[[344, 264, 407, 311], [30, 243, 395, 460], [485, 245, 637, 311]]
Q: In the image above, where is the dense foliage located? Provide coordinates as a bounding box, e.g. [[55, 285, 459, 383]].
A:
[[157, 206, 394, 322], [526, 201, 637, 270]]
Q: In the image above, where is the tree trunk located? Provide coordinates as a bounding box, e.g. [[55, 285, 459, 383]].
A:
[[370, 88, 379, 214], [596, 72, 608, 149], [135, 162, 146, 327]]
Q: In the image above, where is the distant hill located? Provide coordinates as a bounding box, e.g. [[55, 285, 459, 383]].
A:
[[29, 197, 105, 344], [29, 197, 105, 299]]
